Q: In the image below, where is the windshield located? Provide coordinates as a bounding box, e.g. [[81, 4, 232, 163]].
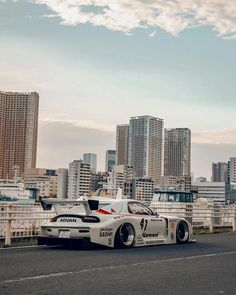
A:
[[128, 202, 155, 216]]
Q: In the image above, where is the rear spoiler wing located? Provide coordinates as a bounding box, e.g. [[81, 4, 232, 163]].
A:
[[40, 198, 99, 215]]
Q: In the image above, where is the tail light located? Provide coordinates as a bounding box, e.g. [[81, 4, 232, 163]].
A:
[[82, 216, 100, 223], [50, 216, 57, 222]]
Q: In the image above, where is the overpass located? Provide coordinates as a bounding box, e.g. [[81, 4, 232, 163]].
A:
[[0, 233, 236, 295]]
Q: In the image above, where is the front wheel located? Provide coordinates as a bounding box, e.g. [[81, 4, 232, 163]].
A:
[[115, 223, 135, 248], [176, 221, 189, 243]]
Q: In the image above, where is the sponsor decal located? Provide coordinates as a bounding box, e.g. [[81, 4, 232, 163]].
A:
[[151, 219, 163, 222], [113, 216, 123, 220], [146, 240, 161, 245], [59, 218, 77, 223], [136, 234, 144, 245], [99, 228, 113, 237], [140, 219, 148, 231], [137, 234, 143, 241], [146, 240, 164, 245], [170, 232, 175, 240], [142, 233, 159, 238]]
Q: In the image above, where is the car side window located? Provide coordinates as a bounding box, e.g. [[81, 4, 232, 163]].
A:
[[128, 202, 153, 216]]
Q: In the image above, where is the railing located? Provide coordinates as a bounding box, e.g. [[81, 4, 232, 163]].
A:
[[0, 203, 54, 247], [151, 203, 236, 233], [0, 202, 236, 247]]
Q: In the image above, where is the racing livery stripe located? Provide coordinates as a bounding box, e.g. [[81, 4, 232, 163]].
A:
[[96, 209, 111, 215]]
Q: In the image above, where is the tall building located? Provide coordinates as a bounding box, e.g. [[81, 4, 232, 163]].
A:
[[57, 168, 68, 199], [68, 160, 90, 199], [164, 128, 191, 177], [128, 115, 163, 184], [105, 150, 116, 172], [229, 157, 236, 182], [212, 162, 228, 182], [116, 124, 129, 165], [83, 153, 97, 173], [0, 91, 39, 179]]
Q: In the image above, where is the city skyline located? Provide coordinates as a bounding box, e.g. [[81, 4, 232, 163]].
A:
[[1, 1, 236, 178]]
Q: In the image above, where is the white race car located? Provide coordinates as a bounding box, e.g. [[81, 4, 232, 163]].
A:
[[38, 197, 194, 248]]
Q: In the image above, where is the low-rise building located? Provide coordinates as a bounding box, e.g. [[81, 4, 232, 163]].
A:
[[110, 165, 133, 197], [24, 168, 58, 199], [193, 182, 226, 204], [90, 172, 108, 193], [68, 160, 90, 199], [160, 175, 192, 192], [132, 177, 154, 205], [0, 179, 33, 201]]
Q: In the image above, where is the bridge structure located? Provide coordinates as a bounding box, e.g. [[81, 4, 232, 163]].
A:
[[0, 233, 236, 295]]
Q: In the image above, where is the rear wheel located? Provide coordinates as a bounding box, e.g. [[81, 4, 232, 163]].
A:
[[115, 223, 135, 248], [176, 221, 189, 243]]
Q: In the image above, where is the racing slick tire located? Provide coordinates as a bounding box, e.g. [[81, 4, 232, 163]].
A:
[[176, 221, 189, 244], [115, 223, 135, 248]]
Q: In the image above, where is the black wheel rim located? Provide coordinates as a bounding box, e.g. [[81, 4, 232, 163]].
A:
[[177, 222, 189, 242], [119, 223, 134, 247]]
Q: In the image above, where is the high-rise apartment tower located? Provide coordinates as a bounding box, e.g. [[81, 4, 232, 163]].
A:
[[116, 124, 129, 166], [128, 116, 163, 184], [212, 162, 228, 182], [83, 153, 97, 173], [105, 150, 116, 172], [0, 91, 39, 179], [164, 128, 191, 177]]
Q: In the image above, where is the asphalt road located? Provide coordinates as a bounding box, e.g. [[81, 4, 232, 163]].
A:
[[0, 233, 236, 295]]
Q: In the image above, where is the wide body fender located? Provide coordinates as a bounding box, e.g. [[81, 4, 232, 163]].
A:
[[164, 217, 194, 244], [90, 216, 143, 248]]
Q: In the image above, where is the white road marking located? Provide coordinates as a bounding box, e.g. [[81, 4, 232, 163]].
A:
[[1, 250, 236, 285]]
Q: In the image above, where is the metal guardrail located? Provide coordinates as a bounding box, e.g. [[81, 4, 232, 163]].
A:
[[0, 203, 236, 247], [0, 203, 54, 247]]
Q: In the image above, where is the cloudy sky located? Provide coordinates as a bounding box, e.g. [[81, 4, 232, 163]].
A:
[[1, 0, 236, 179]]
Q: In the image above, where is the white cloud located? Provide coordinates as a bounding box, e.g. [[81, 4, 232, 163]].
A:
[[29, 0, 236, 38]]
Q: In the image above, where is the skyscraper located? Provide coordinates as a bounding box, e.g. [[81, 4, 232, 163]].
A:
[[57, 168, 68, 199], [164, 128, 191, 177], [229, 157, 236, 182], [116, 124, 129, 165], [105, 150, 116, 172], [212, 162, 228, 182], [83, 153, 97, 173], [0, 91, 39, 179], [128, 116, 163, 184]]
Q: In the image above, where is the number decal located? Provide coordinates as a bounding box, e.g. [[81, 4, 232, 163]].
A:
[[140, 218, 144, 230], [140, 219, 148, 231], [144, 220, 148, 231]]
